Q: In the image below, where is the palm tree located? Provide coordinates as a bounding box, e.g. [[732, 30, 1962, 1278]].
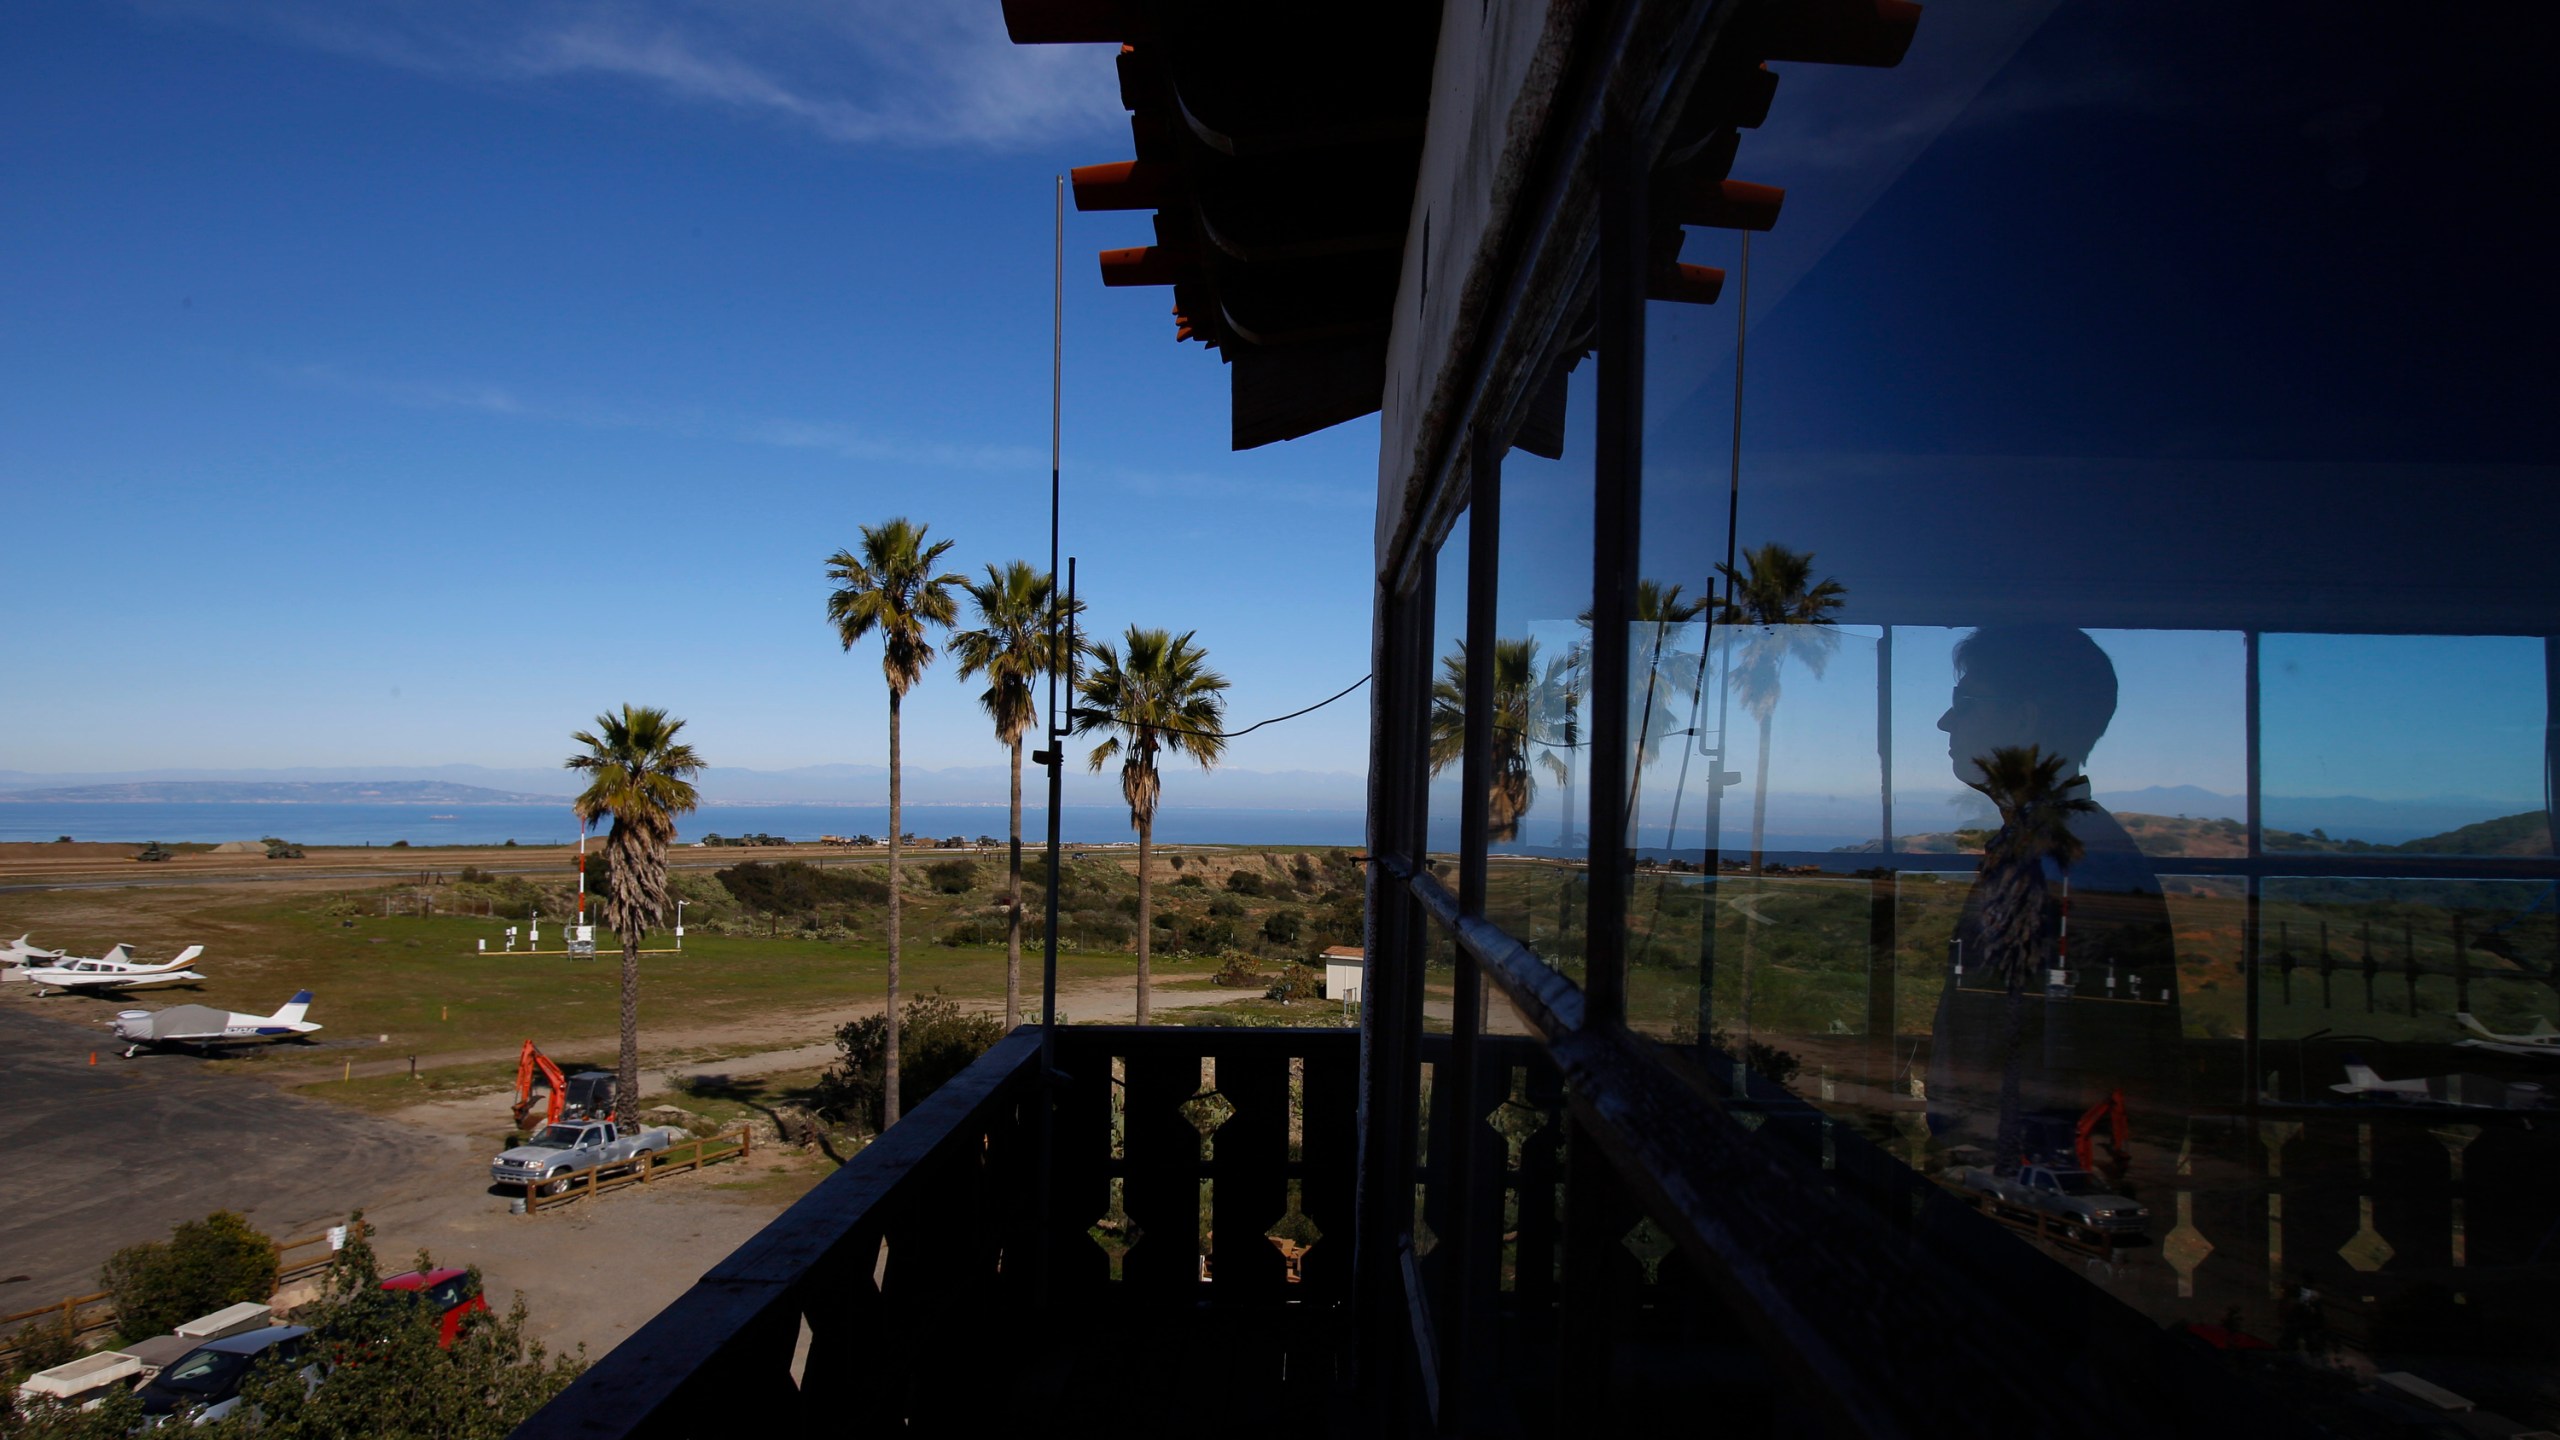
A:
[[1538, 642, 1588, 849], [953, 560, 1081, 1029], [826, 519, 962, 1127], [564, 705, 705, 1121], [1427, 636, 1544, 841], [1966, 744, 2094, 1164], [1073, 627, 1229, 1024], [1715, 544, 1847, 874]]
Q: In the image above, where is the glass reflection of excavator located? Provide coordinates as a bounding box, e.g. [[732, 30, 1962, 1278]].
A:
[[512, 1039, 620, 1130]]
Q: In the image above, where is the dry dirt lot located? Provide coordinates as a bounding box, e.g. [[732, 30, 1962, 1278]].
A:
[[0, 998, 840, 1360]]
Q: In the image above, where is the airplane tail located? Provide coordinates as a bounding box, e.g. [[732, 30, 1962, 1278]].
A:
[[272, 991, 315, 1027], [2456, 1012, 2498, 1040], [170, 945, 205, 967], [2341, 1059, 2387, 1090]]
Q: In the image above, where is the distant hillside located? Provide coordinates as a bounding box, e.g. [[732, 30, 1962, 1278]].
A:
[[1840, 809, 2549, 859], [0, 780, 563, 805]]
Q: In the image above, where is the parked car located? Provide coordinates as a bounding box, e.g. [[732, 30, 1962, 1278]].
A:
[[379, 1267, 488, 1348], [133, 1324, 315, 1426], [490, 1119, 677, 1194]]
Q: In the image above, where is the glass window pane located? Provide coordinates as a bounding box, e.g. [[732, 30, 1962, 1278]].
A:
[[2262, 635, 2552, 857], [1424, 511, 1470, 869], [1615, 0, 2559, 1411], [1485, 356, 1598, 983]]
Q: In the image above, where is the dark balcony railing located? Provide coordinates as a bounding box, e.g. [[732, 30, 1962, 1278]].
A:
[[513, 1025, 1546, 1439]]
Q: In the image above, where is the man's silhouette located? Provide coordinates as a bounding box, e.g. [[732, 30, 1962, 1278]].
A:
[[1927, 626, 2182, 1153]]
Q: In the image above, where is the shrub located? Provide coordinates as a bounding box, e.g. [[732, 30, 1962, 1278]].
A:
[[391, 839, 410, 848], [1260, 909, 1301, 945], [222, 1215, 580, 1438], [938, 919, 1003, 947], [1213, 955, 1265, 988], [1189, 918, 1240, 951], [1223, 870, 1266, 896], [504, 838, 518, 847], [100, 1210, 280, 1340], [1264, 965, 1324, 1004], [715, 860, 886, 916], [813, 992, 1005, 1133], [1207, 896, 1244, 918], [1174, 874, 1205, 888], [925, 858, 979, 894], [7, 1314, 81, 1380], [1291, 854, 1319, 891]]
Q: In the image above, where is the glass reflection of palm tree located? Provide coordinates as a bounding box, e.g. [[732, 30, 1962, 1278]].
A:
[[1714, 544, 1844, 1062], [1537, 642, 1587, 850], [1622, 580, 1709, 839], [1967, 744, 2094, 1165], [1428, 637, 1545, 841], [1715, 544, 1847, 875]]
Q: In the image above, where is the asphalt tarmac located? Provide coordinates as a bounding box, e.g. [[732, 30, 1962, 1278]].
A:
[[0, 1002, 438, 1312]]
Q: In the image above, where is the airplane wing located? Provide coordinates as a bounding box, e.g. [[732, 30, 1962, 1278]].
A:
[[123, 1004, 236, 1042]]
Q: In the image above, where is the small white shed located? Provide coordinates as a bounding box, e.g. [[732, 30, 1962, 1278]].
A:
[[1319, 946, 1364, 1004]]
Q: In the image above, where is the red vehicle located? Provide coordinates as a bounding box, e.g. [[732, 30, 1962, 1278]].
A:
[[379, 1267, 487, 1348]]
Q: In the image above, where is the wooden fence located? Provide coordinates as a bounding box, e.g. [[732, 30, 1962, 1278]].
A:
[[522, 1129, 753, 1215], [0, 1220, 367, 1365]]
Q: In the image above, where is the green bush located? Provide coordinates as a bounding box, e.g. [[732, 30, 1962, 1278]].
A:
[[1213, 955, 1265, 988], [1264, 965, 1324, 1004], [1174, 874, 1205, 888], [925, 858, 979, 894], [1260, 909, 1301, 945], [99, 1210, 280, 1340], [6, 1315, 81, 1381], [1223, 870, 1266, 896], [715, 860, 886, 917], [813, 992, 1005, 1133], [218, 1216, 580, 1439], [1207, 895, 1244, 918]]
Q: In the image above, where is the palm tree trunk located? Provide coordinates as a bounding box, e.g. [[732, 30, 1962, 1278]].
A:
[[1749, 709, 1775, 877], [1006, 735, 1023, 1029], [1135, 812, 1153, 1025], [1738, 707, 1776, 1055], [885, 689, 903, 1128], [618, 930, 640, 1120]]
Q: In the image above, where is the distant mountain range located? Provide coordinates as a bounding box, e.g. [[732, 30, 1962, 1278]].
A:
[[0, 780, 561, 805], [0, 763, 1371, 811], [1842, 809, 2551, 859]]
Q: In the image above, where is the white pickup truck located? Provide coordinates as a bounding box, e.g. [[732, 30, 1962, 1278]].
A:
[[1948, 1163, 2150, 1241], [490, 1120, 676, 1195]]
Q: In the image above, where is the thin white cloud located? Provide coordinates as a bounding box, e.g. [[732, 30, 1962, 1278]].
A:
[[136, 0, 1124, 150]]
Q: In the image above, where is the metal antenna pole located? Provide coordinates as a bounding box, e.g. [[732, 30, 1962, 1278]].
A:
[[1035, 175, 1067, 1305]]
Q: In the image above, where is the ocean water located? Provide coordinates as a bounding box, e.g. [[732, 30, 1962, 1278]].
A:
[[0, 801, 1371, 849]]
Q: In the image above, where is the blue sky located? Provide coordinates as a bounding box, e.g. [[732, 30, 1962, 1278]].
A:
[[5, 0, 2550, 827], [2, 1, 1379, 781]]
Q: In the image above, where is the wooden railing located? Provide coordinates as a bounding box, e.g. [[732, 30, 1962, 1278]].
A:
[[513, 1025, 1456, 1438], [522, 1130, 753, 1215]]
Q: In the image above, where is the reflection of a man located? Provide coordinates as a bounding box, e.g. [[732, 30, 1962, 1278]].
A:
[[1927, 627, 2181, 1161]]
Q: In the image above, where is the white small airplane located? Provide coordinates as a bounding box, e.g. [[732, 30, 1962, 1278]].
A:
[[110, 991, 321, 1057], [2332, 1057, 2548, 1110], [23, 944, 208, 995], [1, 935, 66, 981], [2455, 1012, 2560, 1059]]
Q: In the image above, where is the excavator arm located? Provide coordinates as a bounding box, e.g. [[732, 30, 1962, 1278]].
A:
[[512, 1040, 570, 1131], [2075, 1089, 2131, 1176]]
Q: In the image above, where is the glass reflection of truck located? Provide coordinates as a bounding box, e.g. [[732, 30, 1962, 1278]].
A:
[[1948, 1163, 2150, 1242], [490, 1120, 674, 1196]]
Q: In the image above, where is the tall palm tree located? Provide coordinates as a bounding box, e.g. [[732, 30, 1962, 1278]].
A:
[[1539, 642, 1588, 850], [1073, 627, 1228, 1024], [826, 519, 962, 1127], [1427, 636, 1544, 841], [1966, 744, 2094, 1163], [565, 705, 705, 1121], [1715, 544, 1847, 874], [953, 560, 1081, 1029]]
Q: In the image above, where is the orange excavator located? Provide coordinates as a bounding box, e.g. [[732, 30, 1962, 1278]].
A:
[[511, 1040, 619, 1131], [2075, 1089, 2131, 1181]]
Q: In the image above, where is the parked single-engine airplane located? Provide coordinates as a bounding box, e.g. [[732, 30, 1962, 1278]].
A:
[[2455, 1012, 2560, 1059], [2332, 1057, 2549, 1110], [1, 935, 67, 981], [110, 991, 321, 1057], [23, 944, 207, 995]]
